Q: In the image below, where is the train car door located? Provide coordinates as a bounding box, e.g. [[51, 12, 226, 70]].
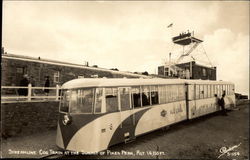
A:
[[118, 87, 135, 143], [187, 83, 196, 119]]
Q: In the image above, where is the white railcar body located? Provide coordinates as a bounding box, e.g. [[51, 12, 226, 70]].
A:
[[56, 78, 236, 153]]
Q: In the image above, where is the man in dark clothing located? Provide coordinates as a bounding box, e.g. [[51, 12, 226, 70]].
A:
[[219, 91, 227, 116], [44, 76, 50, 96], [214, 94, 220, 110], [18, 74, 29, 96]]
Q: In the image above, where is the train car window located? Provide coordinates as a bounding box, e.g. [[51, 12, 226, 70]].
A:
[[225, 85, 227, 95], [159, 85, 166, 104], [223, 85, 226, 94], [232, 85, 235, 94], [207, 85, 211, 98], [167, 85, 172, 102], [60, 90, 70, 112], [214, 85, 217, 96], [70, 90, 78, 112], [215, 85, 218, 96], [120, 88, 131, 111], [221, 85, 224, 96], [213, 85, 215, 96], [219, 85, 222, 97], [211, 85, 214, 97], [94, 88, 103, 113], [172, 85, 178, 101], [220, 85, 222, 95], [168, 85, 174, 102], [230, 85, 233, 95], [171, 85, 175, 101], [105, 88, 119, 112], [229, 85, 231, 95], [200, 85, 204, 99], [165, 85, 170, 102], [142, 86, 150, 106], [70, 88, 94, 113], [222, 85, 225, 96], [195, 85, 200, 99], [178, 85, 185, 100], [204, 85, 207, 98], [131, 87, 141, 108], [150, 86, 159, 105]]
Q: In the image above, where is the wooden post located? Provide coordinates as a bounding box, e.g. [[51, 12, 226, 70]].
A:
[[56, 85, 59, 100], [28, 83, 32, 101]]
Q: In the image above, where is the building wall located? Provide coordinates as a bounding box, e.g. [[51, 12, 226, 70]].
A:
[[158, 66, 165, 76], [158, 61, 216, 80], [176, 61, 216, 80], [1, 55, 146, 87]]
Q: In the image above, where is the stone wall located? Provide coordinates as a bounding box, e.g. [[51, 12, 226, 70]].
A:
[[1, 101, 59, 138]]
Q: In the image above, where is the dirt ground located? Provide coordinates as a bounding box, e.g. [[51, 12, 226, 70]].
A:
[[63, 100, 249, 160]]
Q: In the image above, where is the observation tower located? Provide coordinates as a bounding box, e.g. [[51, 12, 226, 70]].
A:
[[158, 30, 216, 80]]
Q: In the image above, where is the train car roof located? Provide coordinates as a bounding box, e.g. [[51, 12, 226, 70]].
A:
[[185, 79, 234, 85], [62, 78, 185, 89], [61, 78, 234, 89]]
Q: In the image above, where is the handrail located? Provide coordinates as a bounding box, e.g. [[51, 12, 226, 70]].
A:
[[1, 84, 61, 102]]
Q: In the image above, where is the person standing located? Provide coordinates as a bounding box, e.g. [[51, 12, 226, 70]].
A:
[[18, 74, 29, 96], [44, 76, 50, 96], [29, 76, 36, 96], [219, 91, 227, 116], [214, 94, 220, 109]]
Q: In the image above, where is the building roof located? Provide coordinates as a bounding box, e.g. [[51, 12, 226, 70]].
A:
[[159, 61, 216, 70], [2, 53, 149, 78]]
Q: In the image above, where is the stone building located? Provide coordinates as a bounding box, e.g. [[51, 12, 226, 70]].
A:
[[158, 61, 216, 80], [1, 53, 149, 87]]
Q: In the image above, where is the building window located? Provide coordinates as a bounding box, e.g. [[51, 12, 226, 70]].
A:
[[78, 75, 84, 79], [91, 74, 98, 78], [54, 71, 60, 83], [16, 67, 24, 74]]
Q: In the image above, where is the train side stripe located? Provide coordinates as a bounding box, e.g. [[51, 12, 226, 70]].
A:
[[59, 114, 104, 148], [107, 107, 150, 147], [66, 107, 148, 152]]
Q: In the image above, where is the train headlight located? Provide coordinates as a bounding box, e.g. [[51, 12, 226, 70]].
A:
[[62, 114, 72, 125]]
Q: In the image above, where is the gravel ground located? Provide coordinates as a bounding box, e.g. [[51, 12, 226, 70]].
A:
[[1, 100, 249, 159], [64, 101, 249, 160], [1, 130, 58, 158]]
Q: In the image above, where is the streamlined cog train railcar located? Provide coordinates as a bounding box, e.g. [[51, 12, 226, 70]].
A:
[[56, 78, 235, 153]]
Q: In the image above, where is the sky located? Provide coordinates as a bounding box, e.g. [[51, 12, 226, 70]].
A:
[[2, 1, 249, 96]]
